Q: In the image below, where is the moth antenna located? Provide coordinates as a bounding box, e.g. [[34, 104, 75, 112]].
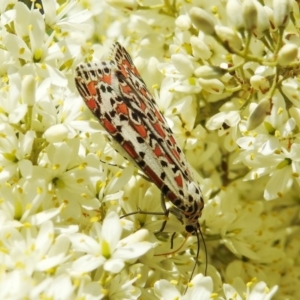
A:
[[120, 208, 167, 219], [199, 227, 208, 276], [183, 229, 200, 294]]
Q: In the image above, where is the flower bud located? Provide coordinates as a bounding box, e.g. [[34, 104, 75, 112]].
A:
[[226, 0, 244, 30], [242, 0, 258, 31], [198, 78, 224, 94], [171, 54, 194, 77], [254, 1, 270, 37], [105, 0, 137, 10], [247, 98, 271, 130], [289, 107, 300, 128], [175, 15, 191, 31], [44, 124, 70, 143], [141, 34, 164, 48], [277, 44, 298, 66], [250, 75, 270, 93], [214, 25, 242, 51], [194, 65, 226, 79], [273, 0, 292, 28], [190, 36, 211, 59], [189, 7, 216, 35], [22, 75, 36, 106], [120, 229, 151, 245], [263, 6, 275, 32]]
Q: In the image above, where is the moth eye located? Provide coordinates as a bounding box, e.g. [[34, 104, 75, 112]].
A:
[[185, 225, 195, 233]]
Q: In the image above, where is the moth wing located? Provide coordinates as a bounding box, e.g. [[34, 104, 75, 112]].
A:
[[110, 43, 201, 201], [112, 43, 196, 181], [75, 43, 202, 210], [75, 60, 171, 191]]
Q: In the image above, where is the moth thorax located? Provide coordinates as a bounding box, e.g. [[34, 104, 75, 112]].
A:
[[169, 206, 200, 234]]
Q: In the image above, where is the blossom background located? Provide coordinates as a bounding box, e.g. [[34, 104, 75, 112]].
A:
[[0, 0, 299, 299]]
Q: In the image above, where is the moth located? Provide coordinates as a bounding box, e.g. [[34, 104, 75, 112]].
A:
[[74, 42, 204, 255]]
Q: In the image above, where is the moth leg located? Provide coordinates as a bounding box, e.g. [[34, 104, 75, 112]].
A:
[[158, 194, 187, 250], [158, 193, 184, 231], [120, 208, 166, 219], [156, 193, 170, 232], [120, 193, 185, 231], [120, 193, 172, 233], [99, 159, 149, 181], [120, 193, 185, 253]]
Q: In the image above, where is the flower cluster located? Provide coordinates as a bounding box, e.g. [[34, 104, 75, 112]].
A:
[[0, 0, 299, 299]]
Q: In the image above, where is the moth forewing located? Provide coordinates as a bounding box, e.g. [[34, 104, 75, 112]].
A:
[[115, 57, 204, 226]]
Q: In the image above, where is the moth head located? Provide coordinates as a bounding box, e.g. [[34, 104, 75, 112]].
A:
[[184, 218, 200, 235]]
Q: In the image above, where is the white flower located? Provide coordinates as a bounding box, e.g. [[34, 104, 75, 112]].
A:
[[206, 109, 241, 152], [223, 278, 278, 300], [0, 74, 27, 125], [34, 141, 93, 210], [0, 220, 70, 275], [154, 274, 217, 300], [157, 43, 205, 94], [30, 274, 75, 299], [4, 3, 67, 86], [1, 179, 63, 226], [42, 0, 92, 33], [106, 268, 141, 300], [0, 270, 34, 299], [166, 96, 201, 149], [69, 211, 153, 274], [75, 279, 105, 300], [0, 123, 34, 182], [236, 95, 300, 200]]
